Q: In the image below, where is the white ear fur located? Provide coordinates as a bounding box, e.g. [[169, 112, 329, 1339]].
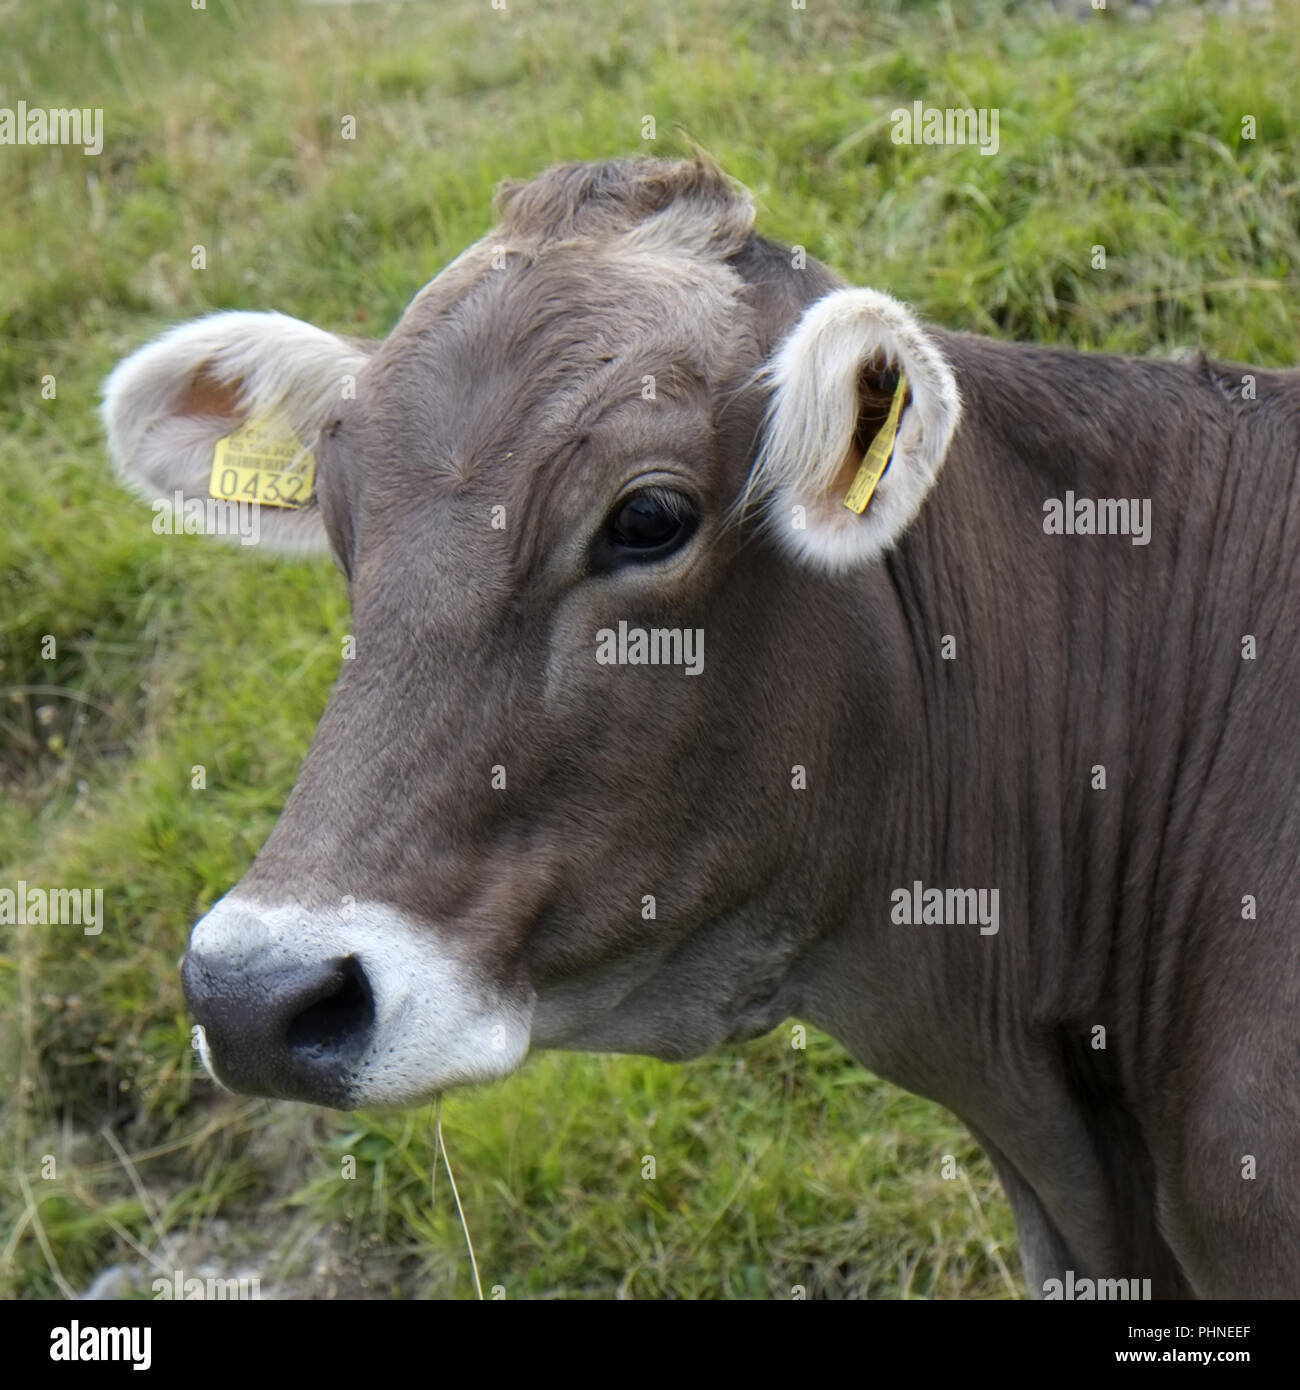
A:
[[746, 287, 961, 572], [101, 311, 371, 553]]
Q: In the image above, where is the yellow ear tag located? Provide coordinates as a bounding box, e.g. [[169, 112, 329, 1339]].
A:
[[209, 413, 316, 510], [843, 370, 909, 515]]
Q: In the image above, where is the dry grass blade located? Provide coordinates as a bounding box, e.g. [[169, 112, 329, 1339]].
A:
[[432, 1097, 483, 1301]]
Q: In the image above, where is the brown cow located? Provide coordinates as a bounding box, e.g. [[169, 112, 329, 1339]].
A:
[[103, 156, 1300, 1299]]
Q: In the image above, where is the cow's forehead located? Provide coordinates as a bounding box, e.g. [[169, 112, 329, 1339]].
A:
[[348, 237, 755, 487], [395, 233, 748, 372], [326, 157, 767, 513]]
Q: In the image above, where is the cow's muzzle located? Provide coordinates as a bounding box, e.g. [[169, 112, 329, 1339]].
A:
[[181, 894, 534, 1109], [183, 946, 375, 1106]]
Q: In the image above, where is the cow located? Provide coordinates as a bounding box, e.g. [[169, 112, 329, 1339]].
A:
[[102, 155, 1300, 1300]]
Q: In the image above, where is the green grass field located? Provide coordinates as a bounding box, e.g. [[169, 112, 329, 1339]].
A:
[[3, 0, 1297, 1299]]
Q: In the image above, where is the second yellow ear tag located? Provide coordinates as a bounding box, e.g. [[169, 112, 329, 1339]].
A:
[[843, 371, 909, 515], [209, 413, 316, 509]]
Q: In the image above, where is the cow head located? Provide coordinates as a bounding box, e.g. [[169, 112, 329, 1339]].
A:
[[103, 157, 961, 1108]]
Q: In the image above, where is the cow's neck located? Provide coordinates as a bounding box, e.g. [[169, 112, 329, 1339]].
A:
[[797, 337, 1254, 1124]]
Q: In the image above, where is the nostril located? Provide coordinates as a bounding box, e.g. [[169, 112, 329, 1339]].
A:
[[285, 955, 374, 1060]]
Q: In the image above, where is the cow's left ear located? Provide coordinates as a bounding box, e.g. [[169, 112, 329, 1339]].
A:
[[746, 287, 961, 572], [102, 311, 374, 553]]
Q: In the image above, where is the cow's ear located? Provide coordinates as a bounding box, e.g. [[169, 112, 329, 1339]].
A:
[[746, 287, 961, 572], [102, 311, 373, 553]]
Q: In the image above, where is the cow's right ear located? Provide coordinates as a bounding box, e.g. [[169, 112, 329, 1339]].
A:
[[745, 287, 961, 574], [102, 311, 373, 552]]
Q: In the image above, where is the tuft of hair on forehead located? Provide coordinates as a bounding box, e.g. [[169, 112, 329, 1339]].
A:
[[493, 155, 756, 261]]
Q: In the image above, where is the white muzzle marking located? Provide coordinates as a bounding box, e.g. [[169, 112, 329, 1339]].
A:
[[187, 895, 534, 1107]]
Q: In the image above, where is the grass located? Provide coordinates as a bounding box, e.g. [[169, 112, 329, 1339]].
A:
[[2, 0, 1298, 1299]]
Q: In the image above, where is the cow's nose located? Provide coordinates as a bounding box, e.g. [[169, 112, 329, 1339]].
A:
[[182, 949, 374, 1105]]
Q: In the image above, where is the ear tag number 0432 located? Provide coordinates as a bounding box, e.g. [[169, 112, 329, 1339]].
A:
[[209, 414, 316, 510]]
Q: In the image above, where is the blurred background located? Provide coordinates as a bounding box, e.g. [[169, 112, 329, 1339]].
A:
[[2, 0, 1297, 1299]]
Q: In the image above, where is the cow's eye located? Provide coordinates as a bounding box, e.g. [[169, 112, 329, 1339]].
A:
[[612, 493, 684, 547], [597, 488, 697, 570]]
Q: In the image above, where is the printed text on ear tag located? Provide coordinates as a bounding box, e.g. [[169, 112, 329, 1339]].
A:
[[843, 370, 909, 515], [209, 413, 316, 510]]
